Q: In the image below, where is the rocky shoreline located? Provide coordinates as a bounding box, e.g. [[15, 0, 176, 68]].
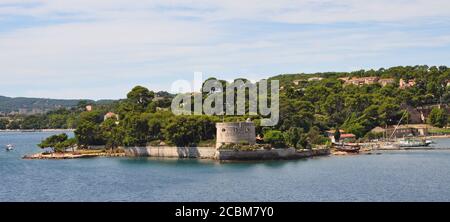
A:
[[23, 151, 125, 160]]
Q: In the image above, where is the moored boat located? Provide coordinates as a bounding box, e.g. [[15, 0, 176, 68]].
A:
[[378, 142, 399, 150], [5, 144, 14, 151], [335, 143, 361, 153], [398, 138, 431, 148]]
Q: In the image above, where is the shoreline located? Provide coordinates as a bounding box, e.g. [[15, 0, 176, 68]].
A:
[[19, 136, 450, 160], [24, 147, 330, 160], [23, 150, 125, 159], [428, 135, 450, 139], [0, 129, 75, 132]]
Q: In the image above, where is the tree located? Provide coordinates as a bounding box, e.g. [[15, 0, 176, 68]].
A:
[[342, 113, 367, 138], [21, 115, 46, 129], [126, 86, 155, 112], [164, 116, 202, 147], [75, 120, 104, 146], [0, 119, 8, 130], [74, 110, 105, 146], [377, 100, 402, 126], [195, 115, 217, 141], [78, 110, 104, 124], [47, 114, 68, 129], [55, 138, 77, 152], [122, 113, 150, 146], [147, 111, 173, 141], [101, 118, 124, 151], [264, 130, 286, 148], [334, 126, 341, 142], [296, 132, 310, 150], [307, 126, 328, 145], [77, 100, 92, 111], [428, 107, 448, 128], [283, 127, 302, 148], [7, 120, 21, 130], [38, 133, 71, 153]]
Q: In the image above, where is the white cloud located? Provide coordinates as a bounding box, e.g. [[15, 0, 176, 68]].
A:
[[2, 0, 450, 23], [0, 0, 450, 99]]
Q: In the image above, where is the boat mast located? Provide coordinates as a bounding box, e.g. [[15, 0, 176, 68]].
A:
[[389, 110, 408, 141]]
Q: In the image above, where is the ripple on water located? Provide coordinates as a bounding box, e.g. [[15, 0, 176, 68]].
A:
[[1, 132, 450, 201]]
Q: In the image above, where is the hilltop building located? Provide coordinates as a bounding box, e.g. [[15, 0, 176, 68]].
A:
[[326, 129, 356, 143], [308, 77, 324, 81], [379, 78, 395, 86], [292, 79, 306, 85], [399, 79, 416, 89], [370, 124, 430, 138], [104, 112, 119, 121], [339, 77, 395, 87]]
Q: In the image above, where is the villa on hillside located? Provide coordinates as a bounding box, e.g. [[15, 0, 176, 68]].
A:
[[308, 77, 324, 81], [292, 79, 307, 85], [326, 129, 356, 143], [399, 79, 416, 89], [370, 124, 431, 138], [379, 78, 396, 86], [104, 112, 119, 121], [339, 77, 395, 87], [338, 76, 421, 89]]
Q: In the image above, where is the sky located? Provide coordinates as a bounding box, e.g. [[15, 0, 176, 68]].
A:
[[1, 0, 450, 100]]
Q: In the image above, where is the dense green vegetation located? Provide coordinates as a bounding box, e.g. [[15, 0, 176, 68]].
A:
[[0, 95, 115, 114], [428, 107, 448, 128], [72, 86, 218, 148], [0, 92, 172, 130], [272, 65, 449, 138], [29, 65, 449, 150], [1, 102, 112, 130], [38, 133, 76, 153]]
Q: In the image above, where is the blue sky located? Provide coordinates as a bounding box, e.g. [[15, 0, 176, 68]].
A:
[[1, 0, 450, 99]]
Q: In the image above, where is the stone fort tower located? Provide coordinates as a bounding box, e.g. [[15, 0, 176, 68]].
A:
[[216, 119, 256, 148]]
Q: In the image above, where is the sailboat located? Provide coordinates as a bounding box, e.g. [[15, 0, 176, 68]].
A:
[[379, 110, 434, 149]]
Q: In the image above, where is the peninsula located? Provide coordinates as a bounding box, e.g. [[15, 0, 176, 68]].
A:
[[15, 65, 449, 160]]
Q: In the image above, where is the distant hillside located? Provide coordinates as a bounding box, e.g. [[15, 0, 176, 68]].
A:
[[0, 91, 173, 115], [0, 96, 115, 115]]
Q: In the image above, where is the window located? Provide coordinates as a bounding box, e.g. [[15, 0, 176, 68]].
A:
[[222, 128, 226, 132]]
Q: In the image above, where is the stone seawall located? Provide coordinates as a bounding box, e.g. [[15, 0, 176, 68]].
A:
[[125, 146, 330, 160], [216, 148, 330, 160], [125, 146, 216, 159]]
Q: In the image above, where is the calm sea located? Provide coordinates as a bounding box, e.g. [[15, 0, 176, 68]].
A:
[[1, 131, 450, 202]]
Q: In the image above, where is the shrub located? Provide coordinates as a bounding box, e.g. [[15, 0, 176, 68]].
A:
[[264, 130, 286, 148]]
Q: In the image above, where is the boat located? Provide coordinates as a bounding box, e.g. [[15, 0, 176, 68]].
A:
[[398, 138, 431, 148], [382, 111, 433, 149], [335, 143, 361, 153], [378, 142, 399, 150], [425, 139, 435, 144], [5, 144, 14, 151]]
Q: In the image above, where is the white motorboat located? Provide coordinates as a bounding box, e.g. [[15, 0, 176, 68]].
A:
[[425, 139, 435, 144], [398, 138, 431, 148], [5, 144, 14, 151]]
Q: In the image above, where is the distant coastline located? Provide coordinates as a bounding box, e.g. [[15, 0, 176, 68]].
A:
[[0, 129, 75, 132]]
